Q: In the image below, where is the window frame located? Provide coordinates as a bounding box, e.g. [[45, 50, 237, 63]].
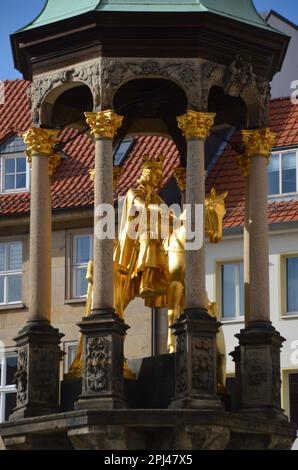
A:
[[268, 149, 298, 198], [63, 341, 78, 374], [68, 232, 93, 301], [0, 241, 23, 306], [217, 259, 244, 322], [0, 351, 17, 423], [281, 253, 298, 317], [1, 153, 30, 194]]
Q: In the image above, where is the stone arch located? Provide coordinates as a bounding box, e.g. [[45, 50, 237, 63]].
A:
[[28, 61, 100, 126], [101, 58, 200, 110]]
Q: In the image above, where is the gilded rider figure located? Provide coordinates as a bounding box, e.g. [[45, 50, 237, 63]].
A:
[[114, 155, 173, 317]]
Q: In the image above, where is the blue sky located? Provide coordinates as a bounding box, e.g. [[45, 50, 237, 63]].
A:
[[0, 0, 297, 80]]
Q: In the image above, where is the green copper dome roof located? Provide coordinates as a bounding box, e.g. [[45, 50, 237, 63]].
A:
[[18, 0, 275, 32]]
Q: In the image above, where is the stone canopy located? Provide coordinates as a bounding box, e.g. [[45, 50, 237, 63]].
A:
[[19, 0, 277, 32]]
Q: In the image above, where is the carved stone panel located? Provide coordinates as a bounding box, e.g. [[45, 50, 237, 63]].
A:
[[242, 347, 269, 406], [14, 346, 28, 407], [85, 336, 110, 394], [176, 335, 187, 397], [29, 346, 60, 405], [192, 337, 214, 394]]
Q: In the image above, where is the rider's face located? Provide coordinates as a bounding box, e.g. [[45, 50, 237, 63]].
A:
[[150, 169, 162, 188]]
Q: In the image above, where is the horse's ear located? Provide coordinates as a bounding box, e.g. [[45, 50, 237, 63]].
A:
[[222, 191, 228, 200]]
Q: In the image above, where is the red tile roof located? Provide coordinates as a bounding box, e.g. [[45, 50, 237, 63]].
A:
[[0, 80, 298, 228]]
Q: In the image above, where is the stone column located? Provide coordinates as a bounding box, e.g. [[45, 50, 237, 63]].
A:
[[75, 110, 129, 411], [170, 111, 221, 409], [235, 129, 285, 419], [10, 128, 63, 421]]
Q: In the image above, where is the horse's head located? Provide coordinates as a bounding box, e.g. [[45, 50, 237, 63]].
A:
[[205, 188, 228, 244]]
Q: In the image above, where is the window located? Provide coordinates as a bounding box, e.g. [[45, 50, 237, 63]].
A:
[[114, 138, 134, 166], [64, 342, 78, 374], [220, 261, 244, 319], [0, 136, 29, 194], [71, 235, 93, 299], [268, 150, 298, 196], [0, 242, 22, 305], [286, 256, 298, 314], [0, 353, 17, 422]]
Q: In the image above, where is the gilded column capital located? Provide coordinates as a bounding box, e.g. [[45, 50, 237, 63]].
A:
[[241, 128, 276, 159], [89, 167, 123, 189], [85, 110, 124, 139], [23, 127, 61, 177], [177, 110, 216, 140], [238, 128, 277, 177], [174, 167, 186, 192]]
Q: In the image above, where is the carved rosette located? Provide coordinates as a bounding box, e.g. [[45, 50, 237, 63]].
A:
[[177, 111, 216, 140], [23, 127, 61, 177], [174, 167, 186, 192], [85, 110, 124, 139]]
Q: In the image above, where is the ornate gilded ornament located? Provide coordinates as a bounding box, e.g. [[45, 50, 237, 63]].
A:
[[23, 127, 61, 177], [241, 128, 276, 160], [89, 169, 95, 182], [177, 111, 216, 140], [174, 167, 186, 192], [236, 154, 251, 177], [85, 110, 124, 139]]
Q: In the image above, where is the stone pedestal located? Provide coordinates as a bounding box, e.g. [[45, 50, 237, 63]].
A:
[[234, 321, 286, 419], [75, 309, 129, 410], [10, 321, 63, 421], [170, 309, 222, 409]]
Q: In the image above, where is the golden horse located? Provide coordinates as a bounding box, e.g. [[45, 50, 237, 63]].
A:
[[164, 188, 228, 392]]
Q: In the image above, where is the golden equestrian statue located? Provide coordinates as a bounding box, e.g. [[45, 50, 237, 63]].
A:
[[68, 157, 228, 392]]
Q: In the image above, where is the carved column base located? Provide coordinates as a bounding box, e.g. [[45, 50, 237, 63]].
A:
[[170, 309, 222, 410], [9, 321, 63, 421], [74, 309, 129, 411], [233, 321, 286, 420]]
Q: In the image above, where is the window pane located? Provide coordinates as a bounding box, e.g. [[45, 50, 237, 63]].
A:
[[5, 174, 15, 190], [8, 243, 22, 271], [268, 155, 280, 195], [282, 153, 296, 194], [7, 275, 22, 303], [4, 158, 15, 174], [222, 264, 236, 318], [75, 236, 91, 264], [75, 268, 88, 297], [4, 393, 16, 422], [16, 157, 26, 173], [239, 262, 244, 316], [287, 257, 298, 313], [0, 276, 4, 303], [5, 357, 17, 386], [0, 245, 5, 272], [16, 173, 26, 189]]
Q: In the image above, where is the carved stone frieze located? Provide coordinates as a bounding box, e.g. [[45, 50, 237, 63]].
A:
[[101, 58, 201, 109]]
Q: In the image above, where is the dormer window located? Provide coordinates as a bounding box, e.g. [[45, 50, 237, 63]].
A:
[[0, 136, 29, 194], [268, 150, 298, 196]]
